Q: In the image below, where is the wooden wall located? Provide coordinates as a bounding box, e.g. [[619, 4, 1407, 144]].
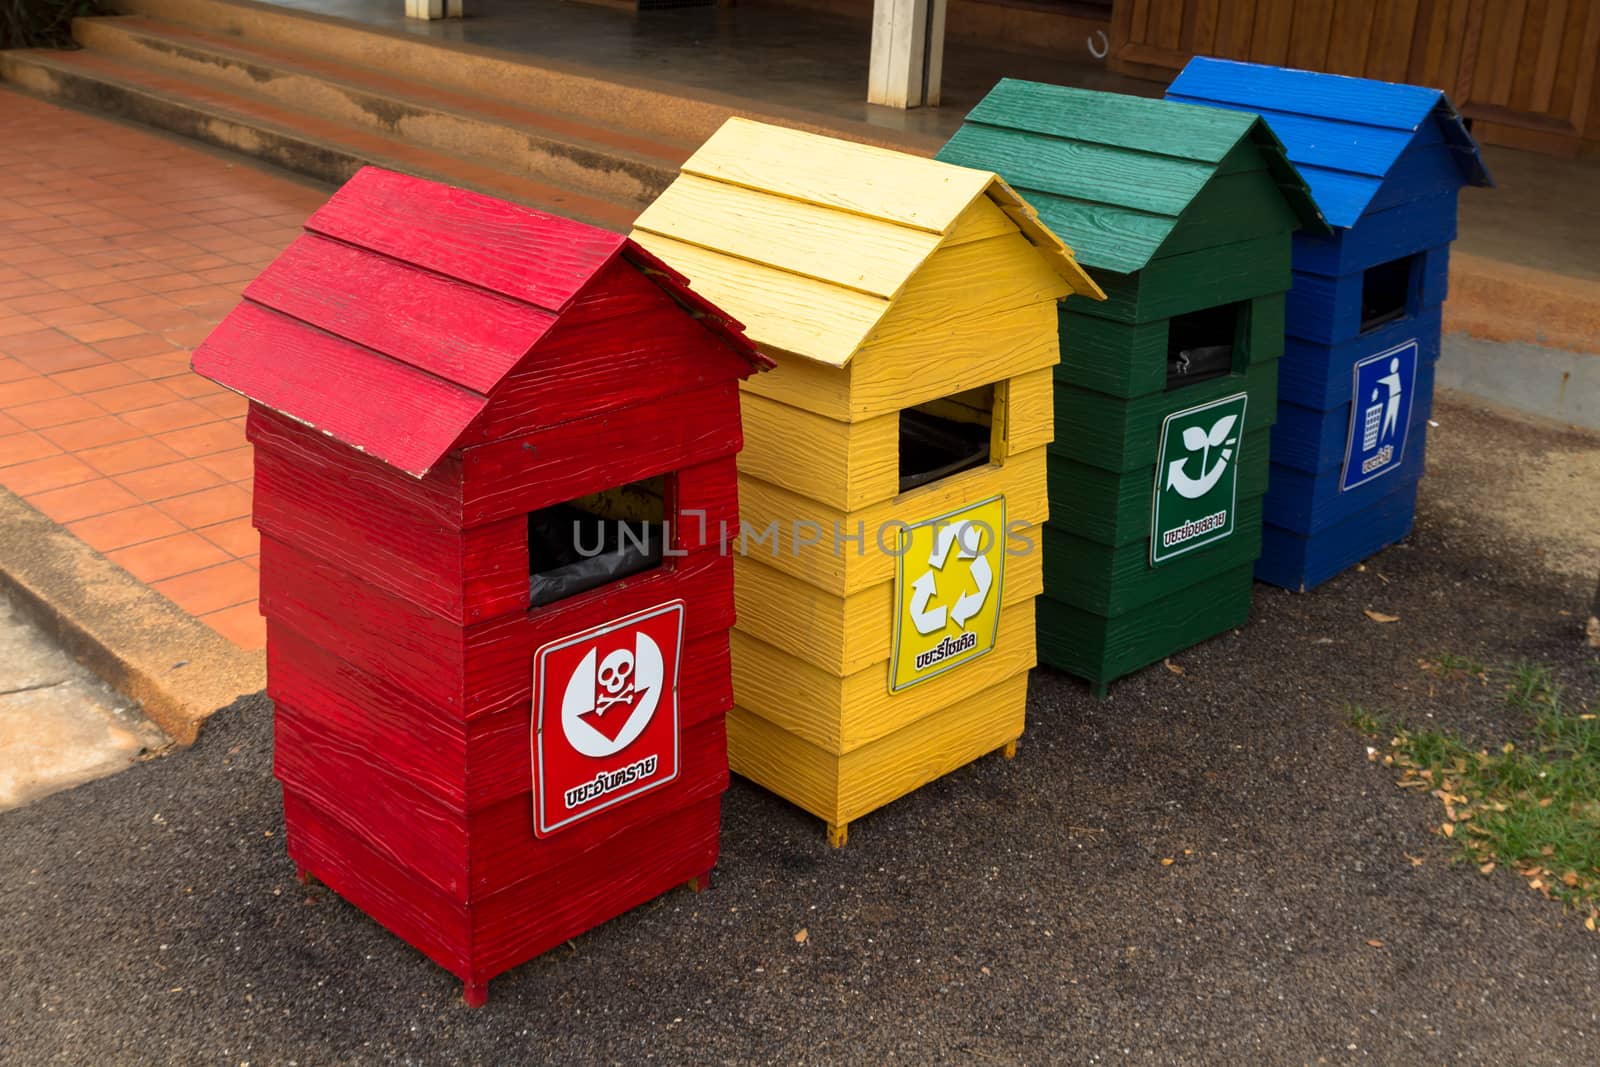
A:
[[1110, 1, 1600, 157]]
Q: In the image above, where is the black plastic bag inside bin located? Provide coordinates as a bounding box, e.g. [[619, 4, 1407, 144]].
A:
[[1165, 301, 1240, 389], [1166, 343, 1234, 386], [1360, 254, 1415, 333], [529, 504, 663, 608], [899, 407, 991, 493]]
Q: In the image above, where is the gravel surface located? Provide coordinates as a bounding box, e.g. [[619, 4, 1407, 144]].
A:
[[3, 397, 1597, 1065]]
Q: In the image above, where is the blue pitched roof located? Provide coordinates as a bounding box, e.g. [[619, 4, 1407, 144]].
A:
[[1166, 58, 1492, 229]]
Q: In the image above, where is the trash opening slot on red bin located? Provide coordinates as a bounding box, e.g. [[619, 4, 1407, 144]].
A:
[[528, 474, 667, 608]]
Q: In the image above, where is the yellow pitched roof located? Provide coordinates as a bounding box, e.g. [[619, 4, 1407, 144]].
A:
[[631, 118, 1104, 367]]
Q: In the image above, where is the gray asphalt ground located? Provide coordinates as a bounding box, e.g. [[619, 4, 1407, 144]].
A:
[[2, 395, 1598, 1065]]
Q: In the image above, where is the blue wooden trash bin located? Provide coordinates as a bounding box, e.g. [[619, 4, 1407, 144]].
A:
[[1167, 58, 1492, 592]]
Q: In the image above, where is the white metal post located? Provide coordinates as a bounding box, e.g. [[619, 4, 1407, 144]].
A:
[[868, 0, 947, 109], [405, 0, 461, 20]]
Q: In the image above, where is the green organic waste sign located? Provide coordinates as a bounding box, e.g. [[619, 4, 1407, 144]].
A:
[[1150, 392, 1248, 566]]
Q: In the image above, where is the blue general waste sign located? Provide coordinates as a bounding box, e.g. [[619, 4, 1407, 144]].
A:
[[1341, 340, 1418, 493]]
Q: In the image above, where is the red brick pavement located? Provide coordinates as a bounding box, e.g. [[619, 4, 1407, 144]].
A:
[[0, 91, 327, 650]]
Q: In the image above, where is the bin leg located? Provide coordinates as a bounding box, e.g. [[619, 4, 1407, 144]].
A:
[[1090, 681, 1109, 700], [463, 979, 489, 1008], [1001, 739, 1018, 760], [687, 870, 712, 894], [826, 822, 848, 849]]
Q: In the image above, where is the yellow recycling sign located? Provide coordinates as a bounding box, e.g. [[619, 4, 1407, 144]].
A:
[[889, 495, 1006, 692]]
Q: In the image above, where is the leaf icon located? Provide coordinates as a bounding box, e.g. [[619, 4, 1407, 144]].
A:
[[1182, 426, 1209, 451], [1207, 414, 1238, 447]]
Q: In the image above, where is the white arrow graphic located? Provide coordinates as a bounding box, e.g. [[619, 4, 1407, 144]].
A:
[[950, 553, 991, 629], [909, 570, 946, 635], [927, 521, 965, 569], [911, 520, 995, 634]]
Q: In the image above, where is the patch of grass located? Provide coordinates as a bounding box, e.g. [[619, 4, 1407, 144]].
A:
[[1344, 704, 1389, 736], [1418, 651, 1489, 683], [1505, 660, 1558, 711], [1353, 663, 1600, 932]]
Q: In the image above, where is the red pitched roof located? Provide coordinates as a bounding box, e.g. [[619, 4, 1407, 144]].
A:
[[193, 167, 766, 477]]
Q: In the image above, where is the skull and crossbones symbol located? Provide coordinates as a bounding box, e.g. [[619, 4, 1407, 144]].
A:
[[593, 648, 636, 716]]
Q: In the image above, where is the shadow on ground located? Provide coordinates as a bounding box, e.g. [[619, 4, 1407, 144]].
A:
[[2, 397, 1597, 1064]]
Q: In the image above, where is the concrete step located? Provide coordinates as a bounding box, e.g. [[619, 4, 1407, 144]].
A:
[[0, 46, 637, 231], [104, 0, 743, 147], [70, 14, 687, 209], [101, 0, 939, 153], [2, 0, 943, 234]]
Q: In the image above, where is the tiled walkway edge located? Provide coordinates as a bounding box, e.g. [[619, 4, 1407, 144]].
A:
[[0, 487, 263, 743]]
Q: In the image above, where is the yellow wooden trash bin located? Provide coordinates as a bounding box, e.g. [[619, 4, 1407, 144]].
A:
[[632, 119, 1103, 846]]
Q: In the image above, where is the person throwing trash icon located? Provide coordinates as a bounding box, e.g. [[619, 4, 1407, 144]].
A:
[[1378, 356, 1404, 440]]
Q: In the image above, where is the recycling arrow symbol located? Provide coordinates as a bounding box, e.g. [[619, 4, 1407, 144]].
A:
[[909, 520, 994, 636]]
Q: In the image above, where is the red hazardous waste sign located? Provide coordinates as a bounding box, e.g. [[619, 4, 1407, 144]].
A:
[[532, 601, 684, 837]]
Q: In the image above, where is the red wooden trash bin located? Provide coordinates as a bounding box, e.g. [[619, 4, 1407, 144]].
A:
[[191, 167, 769, 1005]]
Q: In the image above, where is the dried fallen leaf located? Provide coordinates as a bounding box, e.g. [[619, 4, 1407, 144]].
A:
[[1440, 822, 1455, 838], [1586, 916, 1597, 932], [1160, 858, 1175, 866], [1405, 853, 1425, 867], [1364, 610, 1401, 624], [1562, 872, 1580, 887], [1163, 658, 1186, 676], [1366, 939, 1386, 948], [794, 928, 808, 944], [1479, 862, 1496, 875]]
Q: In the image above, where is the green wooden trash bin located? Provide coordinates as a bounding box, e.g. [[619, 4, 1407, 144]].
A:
[[938, 81, 1326, 693]]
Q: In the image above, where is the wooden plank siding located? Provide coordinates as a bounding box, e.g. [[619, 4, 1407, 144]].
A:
[[191, 167, 772, 1004], [1110, 0, 1600, 156], [633, 118, 1103, 841], [938, 83, 1317, 690], [1169, 57, 1487, 592]]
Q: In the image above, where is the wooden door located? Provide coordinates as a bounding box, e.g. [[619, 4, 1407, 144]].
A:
[[1109, 0, 1600, 156]]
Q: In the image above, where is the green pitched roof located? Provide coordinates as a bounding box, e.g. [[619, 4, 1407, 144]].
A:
[[938, 80, 1326, 275]]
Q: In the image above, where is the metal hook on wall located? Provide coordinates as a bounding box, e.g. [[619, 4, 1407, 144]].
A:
[[1088, 29, 1110, 60]]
